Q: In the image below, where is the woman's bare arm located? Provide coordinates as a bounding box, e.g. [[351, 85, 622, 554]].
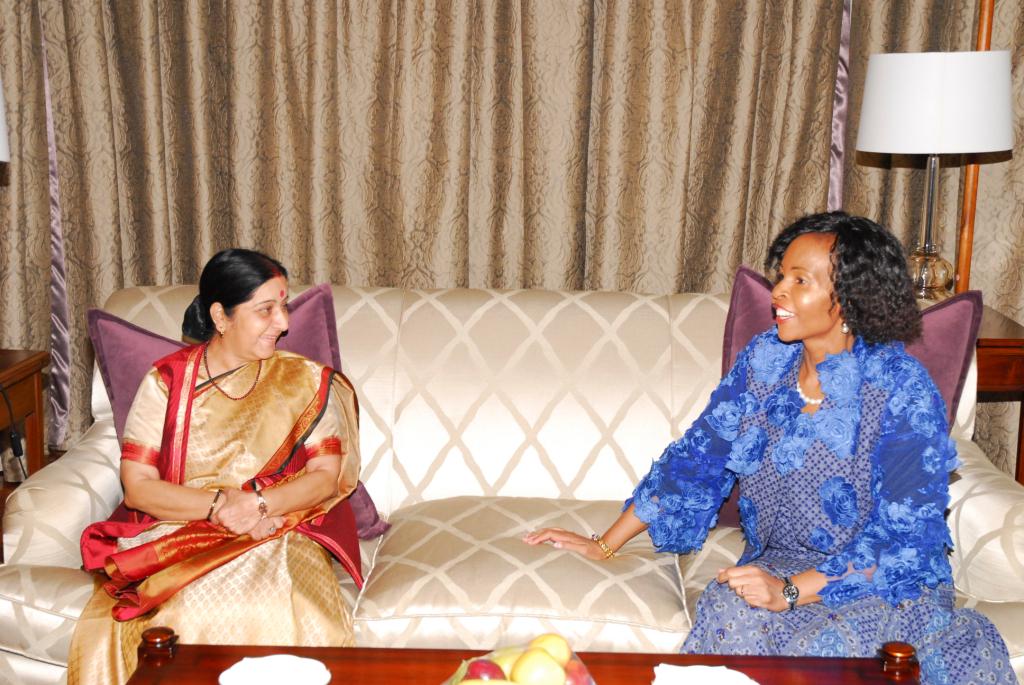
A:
[[523, 502, 648, 560]]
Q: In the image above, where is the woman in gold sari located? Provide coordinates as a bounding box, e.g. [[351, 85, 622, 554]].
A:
[[70, 249, 362, 684]]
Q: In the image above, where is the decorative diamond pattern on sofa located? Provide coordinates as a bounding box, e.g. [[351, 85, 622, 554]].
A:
[[0, 566, 99, 667], [354, 496, 689, 652], [948, 438, 1024, 603], [3, 422, 123, 568], [388, 289, 688, 510]]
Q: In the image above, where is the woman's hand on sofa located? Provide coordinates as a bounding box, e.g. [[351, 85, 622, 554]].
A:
[[522, 528, 610, 561]]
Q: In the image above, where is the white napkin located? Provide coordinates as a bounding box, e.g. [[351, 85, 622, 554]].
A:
[[219, 654, 332, 685], [652, 663, 760, 684]]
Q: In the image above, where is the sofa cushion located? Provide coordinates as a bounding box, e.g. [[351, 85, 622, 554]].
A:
[[720, 266, 982, 428], [0, 566, 99, 668], [904, 291, 983, 429], [354, 496, 689, 653], [947, 438, 1024, 603], [721, 266, 774, 378]]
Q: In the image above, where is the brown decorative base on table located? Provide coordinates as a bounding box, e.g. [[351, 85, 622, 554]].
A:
[[128, 627, 919, 684]]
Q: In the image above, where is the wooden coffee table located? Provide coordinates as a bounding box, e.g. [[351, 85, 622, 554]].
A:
[[127, 627, 919, 684]]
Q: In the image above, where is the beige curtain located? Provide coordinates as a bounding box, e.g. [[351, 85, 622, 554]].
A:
[[841, 0, 1024, 476], [0, 1, 50, 352], [585, 1, 842, 293], [5, 0, 843, 440]]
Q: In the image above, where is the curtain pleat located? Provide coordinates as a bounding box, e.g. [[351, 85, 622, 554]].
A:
[[41, 23, 70, 447], [584, 1, 842, 295], [827, 0, 852, 211], [0, 1, 50, 356]]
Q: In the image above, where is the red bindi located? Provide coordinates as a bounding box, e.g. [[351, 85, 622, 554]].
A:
[[279, 289, 285, 298]]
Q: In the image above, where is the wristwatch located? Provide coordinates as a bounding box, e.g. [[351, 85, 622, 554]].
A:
[[781, 576, 799, 611]]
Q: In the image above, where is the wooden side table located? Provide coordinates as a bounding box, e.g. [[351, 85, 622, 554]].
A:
[[976, 305, 1024, 486], [0, 349, 50, 477]]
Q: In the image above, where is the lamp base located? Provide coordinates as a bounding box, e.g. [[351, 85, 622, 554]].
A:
[[908, 246, 953, 301]]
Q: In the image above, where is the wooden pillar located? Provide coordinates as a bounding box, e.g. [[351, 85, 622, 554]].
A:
[[955, 0, 996, 292]]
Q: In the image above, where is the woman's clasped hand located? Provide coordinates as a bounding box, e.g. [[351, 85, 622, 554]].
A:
[[207, 488, 284, 540], [716, 565, 785, 611]]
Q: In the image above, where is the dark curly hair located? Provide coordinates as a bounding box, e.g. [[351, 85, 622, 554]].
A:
[[765, 211, 921, 344]]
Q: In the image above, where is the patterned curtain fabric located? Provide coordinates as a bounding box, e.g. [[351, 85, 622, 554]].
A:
[[841, 0, 975, 264], [841, 0, 1024, 475], [584, 1, 841, 293], [0, 2, 50, 352], [0, 0, 846, 443]]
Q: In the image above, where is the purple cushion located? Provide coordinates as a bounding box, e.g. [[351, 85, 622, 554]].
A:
[[715, 266, 982, 526], [277, 283, 343, 370], [87, 311, 183, 440], [905, 290, 983, 425], [87, 283, 389, 539], [721, 266, 775, 377], [351, 481, 391, 540]]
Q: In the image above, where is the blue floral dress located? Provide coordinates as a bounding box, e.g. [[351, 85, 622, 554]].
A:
[[629, 330, 1014, 685]]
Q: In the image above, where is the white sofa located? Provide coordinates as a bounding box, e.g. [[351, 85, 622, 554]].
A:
[[2, 285, 1022, 684]]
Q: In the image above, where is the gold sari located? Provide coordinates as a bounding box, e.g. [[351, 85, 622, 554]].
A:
[[69, 348, 361, 685]]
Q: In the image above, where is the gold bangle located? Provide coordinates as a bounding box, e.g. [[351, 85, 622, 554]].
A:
[[591, 533, 616, 559], [205, 488, 223, 522]]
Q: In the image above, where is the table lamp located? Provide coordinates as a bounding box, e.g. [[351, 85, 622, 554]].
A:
[[856, 51, 1013, 300], [0, 73, 10, 163]]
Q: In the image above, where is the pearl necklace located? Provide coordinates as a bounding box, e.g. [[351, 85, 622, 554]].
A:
[[796, 380, 824, 406]]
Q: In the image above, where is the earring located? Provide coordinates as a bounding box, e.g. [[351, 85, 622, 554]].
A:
[[841, 322, 850, 335]]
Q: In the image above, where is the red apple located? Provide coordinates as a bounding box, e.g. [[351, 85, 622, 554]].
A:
[[464, 658, 507, 681], [564, 658, 593, 685]]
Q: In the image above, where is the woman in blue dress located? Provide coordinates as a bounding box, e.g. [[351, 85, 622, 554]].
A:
[[525, 212, 1014, 684]]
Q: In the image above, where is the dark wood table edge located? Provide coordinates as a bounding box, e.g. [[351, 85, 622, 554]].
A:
[[128, 627, 920, 684], [0, 349, 50, 475], [976, 305, 1024, 485]]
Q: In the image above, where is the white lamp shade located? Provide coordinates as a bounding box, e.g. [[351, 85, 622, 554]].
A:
[[856, 51, 1014, 155], [0, 72, 9, 162]]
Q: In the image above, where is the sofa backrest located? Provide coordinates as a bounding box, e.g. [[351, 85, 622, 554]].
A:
[[94, 285, 728, 514], [95, 284, 977, 516]]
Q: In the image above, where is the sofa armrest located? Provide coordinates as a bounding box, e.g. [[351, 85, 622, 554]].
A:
[[947, 438, 1024, 602], [2, 420, 122, 568]]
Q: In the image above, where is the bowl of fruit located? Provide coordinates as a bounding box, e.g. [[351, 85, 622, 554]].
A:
[[445, 633, 594, 685]]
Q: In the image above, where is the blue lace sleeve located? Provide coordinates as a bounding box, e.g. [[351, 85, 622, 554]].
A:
[[625, 345, 756, 553], [816, 355, 958, 607]]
